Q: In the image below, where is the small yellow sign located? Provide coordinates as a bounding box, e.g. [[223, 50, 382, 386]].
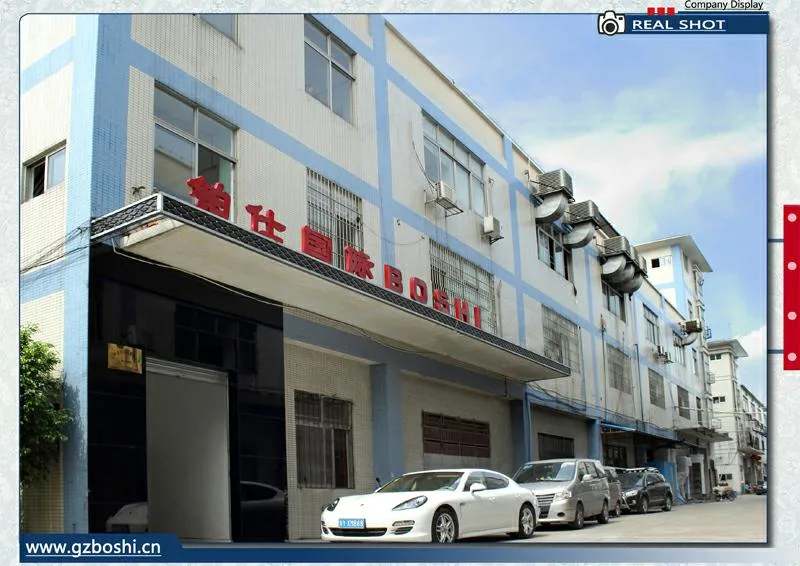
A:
[[107, 343, 143, 374]]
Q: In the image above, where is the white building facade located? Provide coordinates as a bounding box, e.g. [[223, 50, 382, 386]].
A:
[[708, 340, 767, 492], [21, 14, 729, 540]]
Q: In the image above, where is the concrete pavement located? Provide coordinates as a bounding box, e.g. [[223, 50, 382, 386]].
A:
[[507, 493, 767, 543]]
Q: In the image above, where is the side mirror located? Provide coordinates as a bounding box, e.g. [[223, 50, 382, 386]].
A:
[[582, 474, 593, 482], [469, 483, 487, 493]]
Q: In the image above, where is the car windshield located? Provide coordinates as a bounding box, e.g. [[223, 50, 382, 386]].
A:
[[620, 473, 644, 488], [377, 472, 464, 493], [514, 462, 576, 483]]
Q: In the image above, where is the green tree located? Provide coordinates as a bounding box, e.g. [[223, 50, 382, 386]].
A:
[[19, 324, 71, 488]]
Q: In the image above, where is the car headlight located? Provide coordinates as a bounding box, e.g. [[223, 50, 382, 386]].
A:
[[625, 490, 638, 497], [393, 496, 428, 511], [324, 498, 340, 512], [553, 490, 572, 501]]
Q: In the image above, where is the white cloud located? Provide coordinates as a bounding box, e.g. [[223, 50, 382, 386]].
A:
[[736, 324, 766, 360]]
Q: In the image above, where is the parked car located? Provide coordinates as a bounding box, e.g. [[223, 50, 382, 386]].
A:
[[597, 464, 627, 517], [513, 458, 611, 530], [320, 469, 538, 543], [619, 467, 673, 513], [755, 481, 767, 495]]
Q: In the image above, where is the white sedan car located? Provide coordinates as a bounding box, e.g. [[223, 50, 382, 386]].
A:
[[320, 468, 539, 543]]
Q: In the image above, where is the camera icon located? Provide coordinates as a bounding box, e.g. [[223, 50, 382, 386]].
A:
[[598, 10, 626, 36]]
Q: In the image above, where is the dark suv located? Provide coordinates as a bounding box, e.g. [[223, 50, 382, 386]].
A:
[[619, 467, 673, 514]]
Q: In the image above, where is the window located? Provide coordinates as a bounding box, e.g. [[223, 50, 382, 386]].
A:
[[294, 391, 354, 489], [710, 353, 722, 361], [712, 395, 726, 404], [542, 306, 582, 371], [677, 386, 690, 419], [696, 396, 703, 425], [422, 113, 486, 215], [537, 224, 572, 280], [23, 145, 66, 202], [538, 433, 574, 460], [484, 473, 510, 490], [422, 412, 490, 459], [672, 336, 686, 365], [306, 169, 364, 270], [607, 344, 632, 394], [603, 445, 627, 468], [174, 304, 256, 372], [304, 17, 355, 122], [650, 255, 671, 269], [692, 349, 699, 375], [463, 471, 487, 490], [430, 241, 498, 334], [602, 282, 625, 320], [153, 87, 235, 203], [648, 369, 665, 408], [687, 299, 694, 318], [643, 306, 660, 345], [198, 14, 236, 40]]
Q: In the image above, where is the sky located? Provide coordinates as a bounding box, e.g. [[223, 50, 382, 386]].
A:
[[388, 14, 767, 402]]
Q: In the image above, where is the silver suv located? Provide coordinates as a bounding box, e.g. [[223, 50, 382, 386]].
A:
[[513, 458, 611, 529]]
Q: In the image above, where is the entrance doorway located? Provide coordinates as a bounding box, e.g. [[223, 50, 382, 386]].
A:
[[146, 358, 231, 542]]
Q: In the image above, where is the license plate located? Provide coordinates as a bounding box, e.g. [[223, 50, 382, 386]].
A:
[[338, 518, 366, 529]]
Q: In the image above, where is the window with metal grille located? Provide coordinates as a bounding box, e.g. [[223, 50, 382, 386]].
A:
[[602, 281, 625, 320], [677, 387, 690, 419], [603, 444, 627, 468], [422, 113, 486, 215], [422, 412, 490, 459], [306, 169, 364, 270], [294, 391, 354, 489], [541, 306, 581, 370], [696, 396, 703, 425], [429, 241, 497, 334], [537, 224, 572, 281], [304, 17, 355, 122], [606, 344, 631, 394], [648, 369, 665, 408], [538, 433, 574, 460], [672, 335, 686, 365], [643, 306, 660, 345]]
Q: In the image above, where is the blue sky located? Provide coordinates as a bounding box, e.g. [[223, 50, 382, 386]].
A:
[[388, 14, 767, 402]]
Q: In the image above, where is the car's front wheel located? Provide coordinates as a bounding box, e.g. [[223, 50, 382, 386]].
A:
[[431, 507, 458, 543], [639, 495, 649, 514], [510, 503, 536, 539], [570, 502, 585, 530]]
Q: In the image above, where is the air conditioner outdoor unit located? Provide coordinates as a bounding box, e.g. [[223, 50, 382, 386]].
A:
[[436, 180, 456, 205], [682, 319, 703, 334], [712, 418, 722, 430], [482, 215, 503, 243], [706, 373, 716, 385]]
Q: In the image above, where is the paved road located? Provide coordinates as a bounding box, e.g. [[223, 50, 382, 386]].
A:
[[504, 493, 767, 543]]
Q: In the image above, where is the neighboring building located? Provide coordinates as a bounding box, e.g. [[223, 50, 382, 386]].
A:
[[20, 13, 731, 540], [708, 340, 766, 492]]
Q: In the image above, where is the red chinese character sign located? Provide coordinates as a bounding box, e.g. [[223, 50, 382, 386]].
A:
[[183, 178, 483, 331], [187, 176, 231, 220]]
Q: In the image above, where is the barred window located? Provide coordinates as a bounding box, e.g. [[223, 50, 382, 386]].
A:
[[429, 241, 497, 334], [538, 433, 575, 460], [643, 306, 660, 345], [542, 306, 581, 371], [538, 224, 572, 281], [294, 391, 354, 489], [696, 396, 704, 425], [422, 412, 490, 459], [648, 369, 665, 409], [307, 169, 364, 270], [606, 344, 631, 394], [672, 335, 686, 365], [677, 386, 690, 419]]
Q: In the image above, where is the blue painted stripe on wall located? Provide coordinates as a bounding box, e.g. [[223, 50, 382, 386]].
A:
[[61, 14, 101, 533], [20, 36, 75, 93], [20, 262, 67, 304], [369, 14, 397, 268]]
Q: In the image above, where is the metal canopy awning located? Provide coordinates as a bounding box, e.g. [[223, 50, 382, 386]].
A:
[[90, 194, 571, 383], [676, 425, 732, 444]]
